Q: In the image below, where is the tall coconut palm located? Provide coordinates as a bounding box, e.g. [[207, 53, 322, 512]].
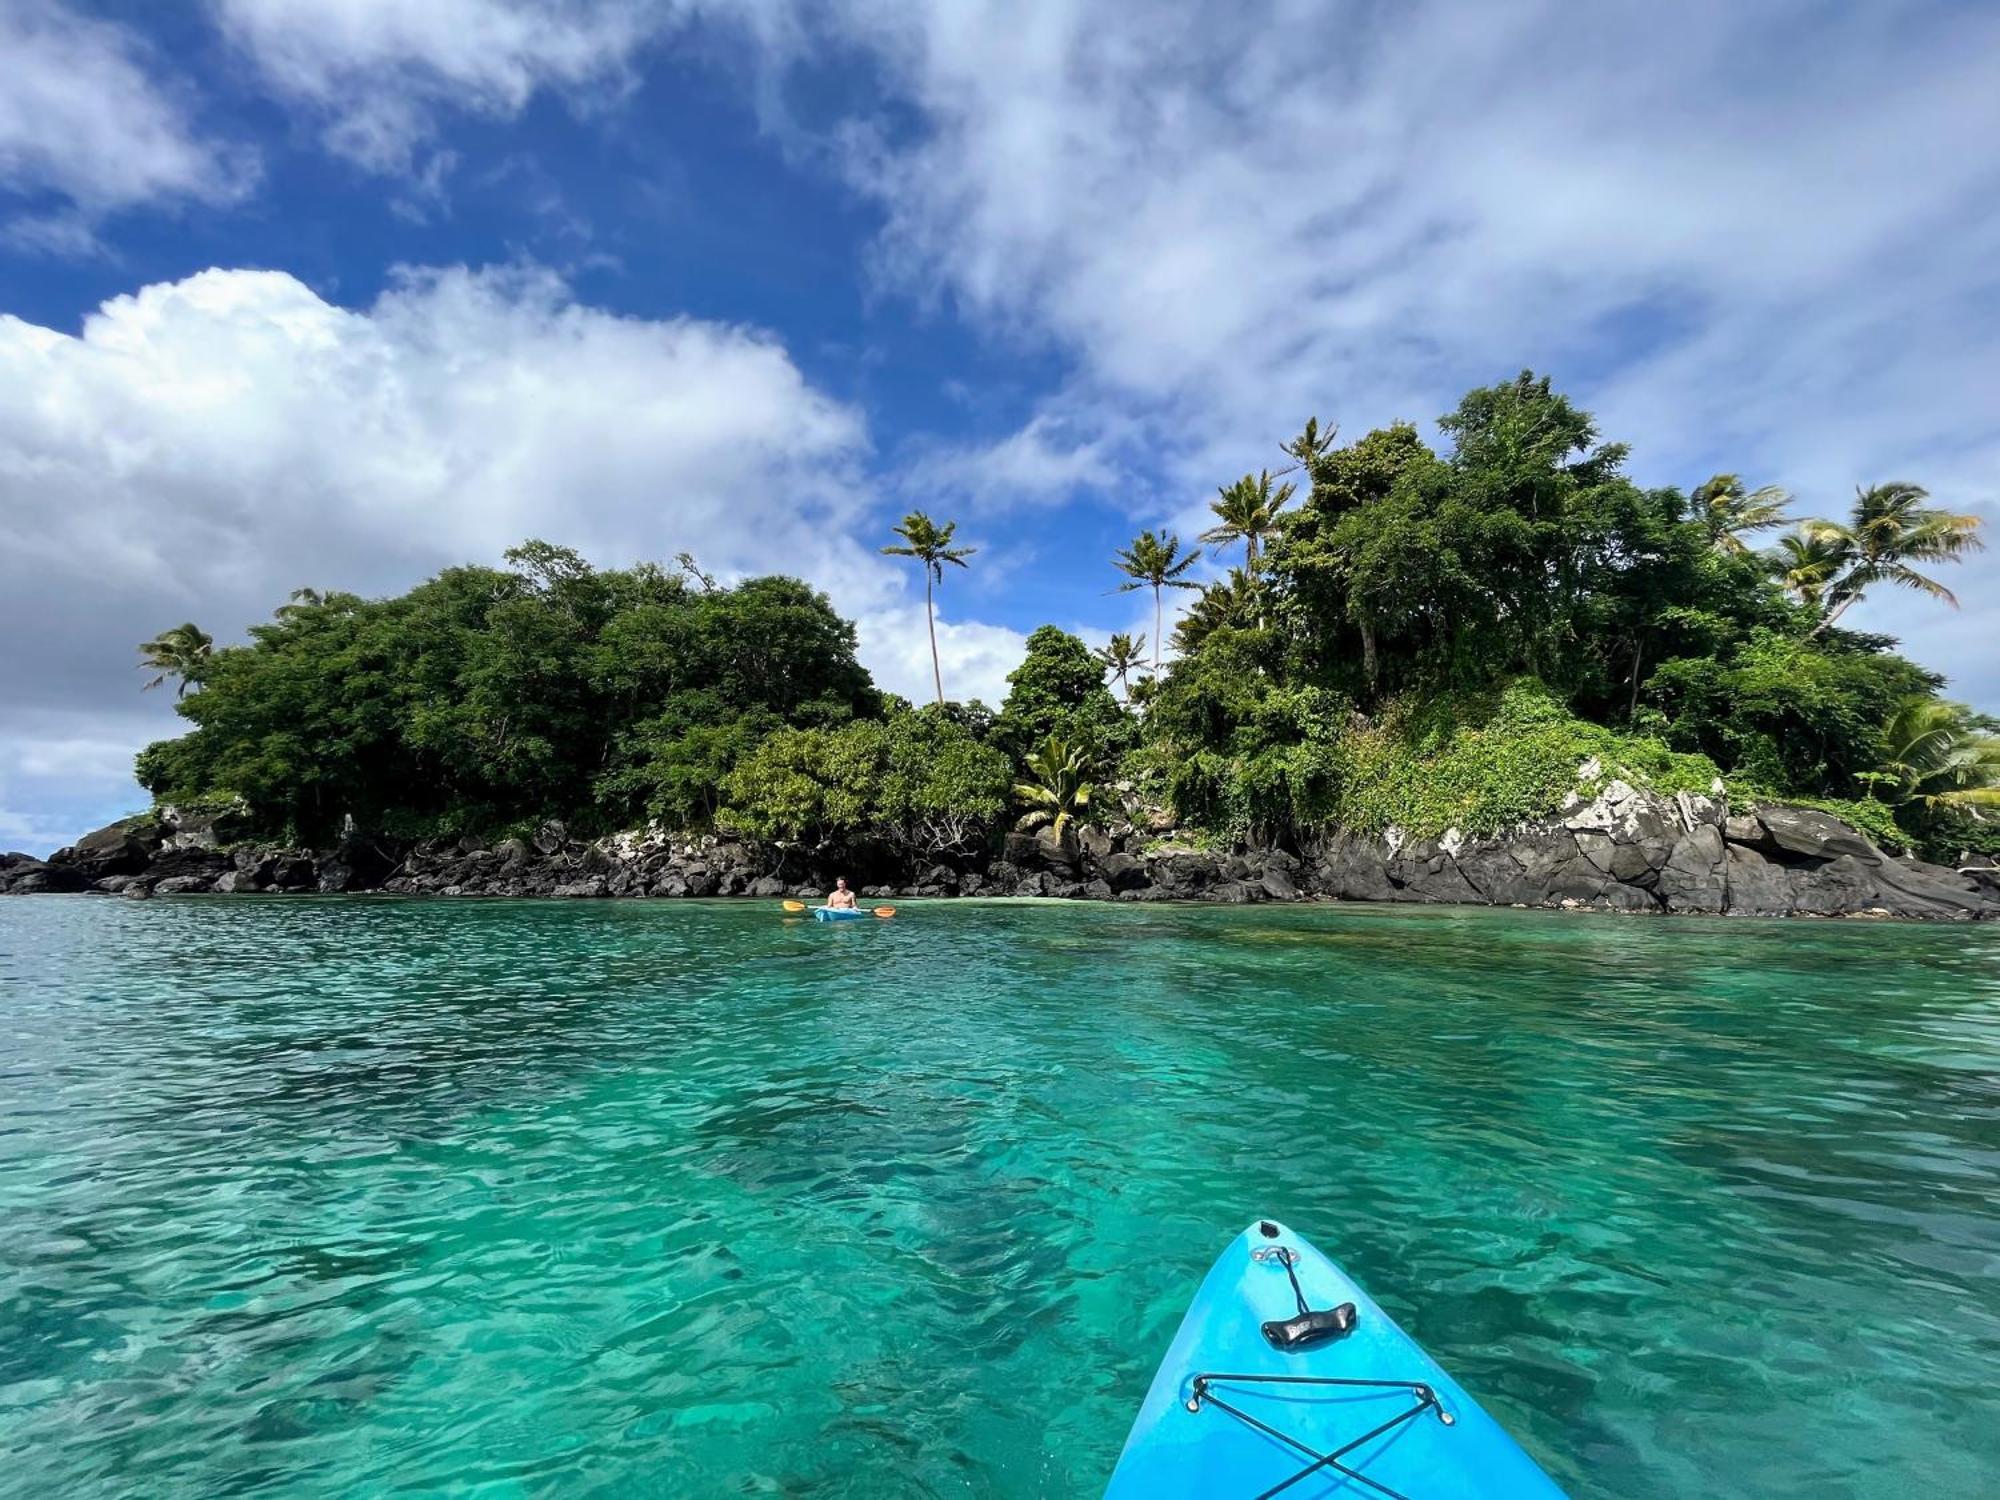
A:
[[882, 511, 976, 704], [1201, 470, 1296, 571], [1691, 473, 1791, 555], [1094, 632, 1147, 701], [137, 623, 213, 698], [1805, 482, 1984, 634], [1013, 736, 1094, 842], [1774, 530, 1845, 607], [1871, 697, 2000, 819], [1112, 530, 1202, 674]]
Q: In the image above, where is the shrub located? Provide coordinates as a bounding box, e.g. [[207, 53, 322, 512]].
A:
[[1161, 677, 1722, 839], [720, 707, 1011, 858]]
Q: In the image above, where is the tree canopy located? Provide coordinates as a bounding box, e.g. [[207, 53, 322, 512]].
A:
[[135, 371, 1992, 863], [139, 545, 877, 842], [1155, 372, 1986, 849], [994, 625, 1131, 767]]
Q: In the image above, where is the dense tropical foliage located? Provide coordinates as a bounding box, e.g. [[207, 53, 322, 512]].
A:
[[137, 372, 1992, 863], [138, 544, 878, 843]]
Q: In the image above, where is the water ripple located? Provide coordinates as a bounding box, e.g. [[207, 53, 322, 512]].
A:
[[2, 897, 1998, 1496]]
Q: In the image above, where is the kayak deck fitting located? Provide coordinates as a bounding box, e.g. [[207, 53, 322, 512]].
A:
[[1105, 1219, 1565, 1499]]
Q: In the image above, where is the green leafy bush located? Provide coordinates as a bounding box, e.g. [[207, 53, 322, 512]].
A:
[[1325, 680, 1720, 838], [1647, 628, 1937, 796], [1156, 676, 1720, 839], [720, 707, 1010, 858]]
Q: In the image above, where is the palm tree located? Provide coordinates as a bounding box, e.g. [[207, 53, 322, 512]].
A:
[[138, 623, 213, 698], [1869, 698, 2000, 819], [1112, 530, 1202, 674], [1691, 474, 1791, 555], [882, 511, 976, 704], [1803, 482, 1984, 634], [1201, 470, 1296, 571], [1094, 632, 1147, 701], [1281, 416, 1337, 477], [1172, 568, 1263, 656], [1774, 530, 1845, 607], [1014, 737, 1094, 841], [273, 587, 324, 619]]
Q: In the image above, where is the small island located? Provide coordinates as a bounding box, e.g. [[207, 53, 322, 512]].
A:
[[6, 375, 1995, 919]]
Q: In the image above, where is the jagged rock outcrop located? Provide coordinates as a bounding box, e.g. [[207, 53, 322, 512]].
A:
[[5, 784, 1994, 920], [0, 853, 90, 894], [1293, 782, 1992, 920]]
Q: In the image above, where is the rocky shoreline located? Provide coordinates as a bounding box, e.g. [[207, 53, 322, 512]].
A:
[[4, 781, 1995, 920]]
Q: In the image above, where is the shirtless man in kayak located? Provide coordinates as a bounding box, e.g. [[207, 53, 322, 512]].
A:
[[826, 878, 857, 910]]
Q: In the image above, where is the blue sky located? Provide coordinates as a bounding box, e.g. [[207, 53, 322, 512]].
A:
[[3, 0, 1998, 854]]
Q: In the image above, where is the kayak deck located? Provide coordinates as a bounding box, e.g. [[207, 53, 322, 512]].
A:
[[811, 906, 867, 921], [1105, 1219, 1564, 1498]]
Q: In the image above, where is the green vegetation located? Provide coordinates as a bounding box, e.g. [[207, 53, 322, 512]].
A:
[[1013, 738, 1094, 842], [138, 544, 876, 844], [1859, 697, 2000, 849], [717, 706, 1011, 860], [1803, 482, 1984, 634], [1201, 470, 1295, 570], [1318, 681, 1722, 839], [1133, 373, 1990, 856], [135, 372, 1992, 864], [137, 623, 213, 699], [1093, 632, 1147, 702], [1691, 474, 1792, 557], [994, 626, 1131, 768]]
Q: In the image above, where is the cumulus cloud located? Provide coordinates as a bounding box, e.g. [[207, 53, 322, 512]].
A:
[[0, 263, 1026, 851], [0, 0, 252, 244], [853, 605, 1030, 712]]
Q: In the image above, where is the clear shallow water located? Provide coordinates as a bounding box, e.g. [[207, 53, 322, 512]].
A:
[[2, 898, 1997, 1499]]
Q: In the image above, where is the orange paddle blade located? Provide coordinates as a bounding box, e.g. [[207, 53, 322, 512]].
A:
[[873, 906, 896, 918], [782, 899, 806, 912]]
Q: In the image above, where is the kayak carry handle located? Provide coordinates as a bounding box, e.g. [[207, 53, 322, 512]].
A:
[[1262, 1302, 1357, 1351], [1254, 1243, 1357, 1351]]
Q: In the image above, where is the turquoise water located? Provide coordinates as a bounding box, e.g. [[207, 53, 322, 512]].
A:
[[2, 898, 1997, 1498]]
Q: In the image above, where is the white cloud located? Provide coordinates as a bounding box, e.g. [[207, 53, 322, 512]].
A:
[[0, 0, 251, 240], [853, 604, 1023, 711], [216, 0, 707, 174], [745, 0, 2000, 706], [0, 706, 170, 856], [0, 262, 1027, 851], [894, 408, 1134, 512]]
